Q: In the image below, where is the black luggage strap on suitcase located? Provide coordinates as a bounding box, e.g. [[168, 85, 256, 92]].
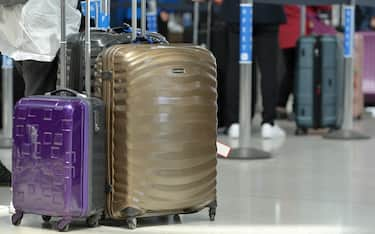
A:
[[69, 38, 84, 91], [313, 36, 323, 129]]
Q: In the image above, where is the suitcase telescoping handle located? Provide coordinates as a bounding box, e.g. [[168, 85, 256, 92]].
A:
[[132, 0, 147, 41], [60, 0, 67, 90], [84, 0, 92, 97], [60, 0, 92, 97], [192, 0, 212, 48]]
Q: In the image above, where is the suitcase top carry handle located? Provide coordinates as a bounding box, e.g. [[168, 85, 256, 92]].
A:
[[46, 88, 87, 98], [132, 0, 147, 41]]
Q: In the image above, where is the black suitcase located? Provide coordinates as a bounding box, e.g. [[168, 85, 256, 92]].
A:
[[60, 26, 167, 92]]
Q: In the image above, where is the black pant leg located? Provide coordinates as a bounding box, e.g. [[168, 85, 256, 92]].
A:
[[16, 57, 58, 96], [253, 25, 281, 125], [223, 23, 240, 127], [277, 47, 296, 108], [211, 20, 229, 128]]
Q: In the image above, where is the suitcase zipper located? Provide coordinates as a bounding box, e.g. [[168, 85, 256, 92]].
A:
[[313, 37, 323, 129]]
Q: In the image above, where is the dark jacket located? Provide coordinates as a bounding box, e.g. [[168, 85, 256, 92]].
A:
[[221, 1, 286, 25], [0, 0, 27, 6]]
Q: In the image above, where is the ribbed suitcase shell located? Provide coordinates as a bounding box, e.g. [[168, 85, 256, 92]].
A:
[[295, 35, 341, 131], [12, 95, 106, 230], [94, 44, 218, 223]]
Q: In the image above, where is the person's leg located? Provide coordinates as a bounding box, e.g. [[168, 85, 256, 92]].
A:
[[18, 57, 58, 96], [253, 25, 285, 138], [224, 23, 240, 128], [253, 25, 279, 125], [277, 48, 295, 108], [211, 19, 229, 128]]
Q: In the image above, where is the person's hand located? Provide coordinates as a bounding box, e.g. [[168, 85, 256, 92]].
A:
[[214, 0, 223, 5], [370, 17, 375, 29], [191, 0, 223, 5], [160, 11, 169, 22]]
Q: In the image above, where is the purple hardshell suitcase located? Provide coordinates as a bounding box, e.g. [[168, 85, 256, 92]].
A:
[[11, 0, 106, 231], [360, 32, 375, 104], [12, 91, 106, 231]]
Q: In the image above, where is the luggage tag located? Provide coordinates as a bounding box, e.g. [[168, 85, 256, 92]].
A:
[[217, 142, 231, 158]]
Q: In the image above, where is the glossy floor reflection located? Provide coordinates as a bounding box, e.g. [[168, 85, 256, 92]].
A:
[[2, 117, 375, 233]]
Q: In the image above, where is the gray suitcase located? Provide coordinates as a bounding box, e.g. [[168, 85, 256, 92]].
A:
[[294, 35, 343, 135]]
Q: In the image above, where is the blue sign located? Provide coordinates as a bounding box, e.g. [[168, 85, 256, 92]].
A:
[[344, 6, 354, 58], [2, 55, 13, 69], [147, 12, 158, 32], [239, 4, 253, 64], [81, 0, 110, 29]]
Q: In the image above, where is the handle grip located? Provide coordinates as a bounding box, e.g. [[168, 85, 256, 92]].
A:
[[46, 88, 87, 98]]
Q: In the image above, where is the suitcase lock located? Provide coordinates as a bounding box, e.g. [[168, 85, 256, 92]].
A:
[[314, 48, 320, 56]]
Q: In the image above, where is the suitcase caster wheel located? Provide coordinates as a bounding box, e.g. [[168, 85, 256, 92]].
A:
[[126, 218, 137, 230], [11, 211, 23, 226], [42, 215, 52, 223], [86, 215, 100, 228], [173, 214, 180, 222], [209, 208, 216, 222], [57, 220, 70, 232]]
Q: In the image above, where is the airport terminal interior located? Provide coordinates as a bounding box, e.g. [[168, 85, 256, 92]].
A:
[[2, 0, 375, 233]]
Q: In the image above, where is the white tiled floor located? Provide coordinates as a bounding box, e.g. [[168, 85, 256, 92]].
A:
[[2, 117, 375, 233]]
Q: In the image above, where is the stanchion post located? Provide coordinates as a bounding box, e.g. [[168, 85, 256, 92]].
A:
[[225, 0, 271, 160], [147, 0, 158, 33], [0, 55, 13, 148], [324, 0, 370, 140]]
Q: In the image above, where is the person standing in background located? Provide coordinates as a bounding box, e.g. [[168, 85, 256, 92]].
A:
[[218, 0, 286, 139], [0, 0, 81, 96], [356, 6, 375, 31]]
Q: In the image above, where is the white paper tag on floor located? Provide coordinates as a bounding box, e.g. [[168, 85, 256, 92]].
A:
[[217, 142, 231, 158]]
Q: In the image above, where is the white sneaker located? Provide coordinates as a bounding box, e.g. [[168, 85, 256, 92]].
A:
[[261, 123, 286, 139], [228, 123, 240, 138], [9, 201, 15, 214]]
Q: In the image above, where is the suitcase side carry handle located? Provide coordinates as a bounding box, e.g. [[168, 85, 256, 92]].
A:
[[46, 89, 87, 98]]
